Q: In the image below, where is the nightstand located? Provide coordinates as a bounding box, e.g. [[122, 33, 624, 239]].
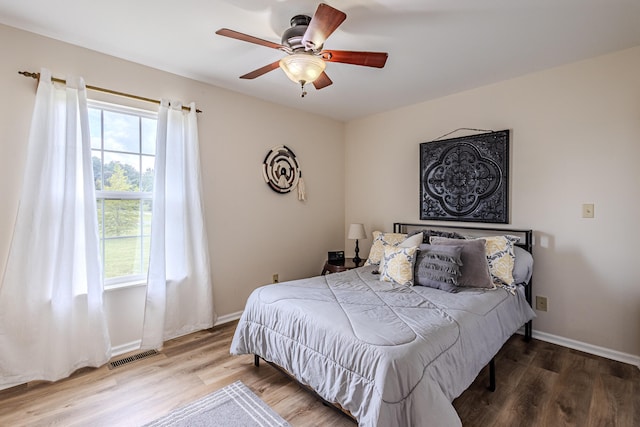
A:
[[321, 258, 365, 275]]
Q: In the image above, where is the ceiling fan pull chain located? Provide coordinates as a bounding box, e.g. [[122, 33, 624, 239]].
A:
[[300, 82, 308, 98]]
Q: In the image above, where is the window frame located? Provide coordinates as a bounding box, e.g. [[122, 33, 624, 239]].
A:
[[89, 100, 157, 289]]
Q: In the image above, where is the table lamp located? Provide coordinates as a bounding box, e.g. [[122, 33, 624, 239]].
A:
[[348, 223, 367, 265]]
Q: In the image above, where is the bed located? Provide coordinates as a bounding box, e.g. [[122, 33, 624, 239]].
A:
[[231, 223, 535, 426]]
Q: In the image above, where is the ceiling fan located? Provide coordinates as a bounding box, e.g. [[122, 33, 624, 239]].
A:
[[215, 3, 388, 97]]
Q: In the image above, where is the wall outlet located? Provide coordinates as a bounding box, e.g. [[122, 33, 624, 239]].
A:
[[582, 203, 595, 218], [535, 295, 548, 312], [272, 273, 279, 283]]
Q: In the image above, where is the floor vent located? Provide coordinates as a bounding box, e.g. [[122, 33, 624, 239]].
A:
[[108, 349, 160, 370]]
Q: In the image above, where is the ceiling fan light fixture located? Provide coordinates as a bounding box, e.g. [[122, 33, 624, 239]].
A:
[[279, 53, 326, 85]]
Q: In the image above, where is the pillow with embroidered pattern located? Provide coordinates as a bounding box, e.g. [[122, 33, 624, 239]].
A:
[[365, 231, 407, 266], [470, 235, 520, 290], [379, 245, 418, 286], [377, 232, 423, 272]]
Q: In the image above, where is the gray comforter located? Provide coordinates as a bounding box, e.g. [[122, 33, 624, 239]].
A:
[[231, 265, 535, 426]]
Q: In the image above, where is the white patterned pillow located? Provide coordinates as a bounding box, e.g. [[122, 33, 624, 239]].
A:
[[379, 245, 418, 286], [365, 231, 407, 266]]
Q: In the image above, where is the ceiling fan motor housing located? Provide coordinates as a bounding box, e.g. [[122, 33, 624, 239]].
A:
[[282, 15, 318, 52]]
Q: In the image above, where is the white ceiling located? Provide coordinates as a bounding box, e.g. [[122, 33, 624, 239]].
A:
[[1, 0, 639, 122]]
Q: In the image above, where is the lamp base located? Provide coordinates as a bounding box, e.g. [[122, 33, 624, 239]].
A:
[[353, 239, 362, 265]]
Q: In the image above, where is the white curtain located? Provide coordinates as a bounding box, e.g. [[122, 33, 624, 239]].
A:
[[0, 69, 111, 389], [141, 100, 215, 350]]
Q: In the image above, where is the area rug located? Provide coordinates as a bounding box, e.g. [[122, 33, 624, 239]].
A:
[[144, 381, 290, 427]]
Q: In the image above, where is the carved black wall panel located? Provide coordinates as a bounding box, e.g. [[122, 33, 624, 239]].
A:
[[420, 130, 509, 223]]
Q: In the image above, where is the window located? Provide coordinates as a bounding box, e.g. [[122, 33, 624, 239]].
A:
[[89, 101, 157, 288]]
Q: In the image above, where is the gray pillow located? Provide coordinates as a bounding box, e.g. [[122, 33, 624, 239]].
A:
[[430, 237, 494, 289], [409, 229, 465, 244], [414, 244, 463, 292], [513, 246, 534, 284]]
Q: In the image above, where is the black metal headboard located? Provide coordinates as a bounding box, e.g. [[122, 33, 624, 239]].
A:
[[393, 222, 533, 253]]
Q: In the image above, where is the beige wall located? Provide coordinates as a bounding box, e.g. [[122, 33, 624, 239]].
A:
[[0, 24, 345, 351], [345, 46, 640, 358], [2, 21, 639, 362]]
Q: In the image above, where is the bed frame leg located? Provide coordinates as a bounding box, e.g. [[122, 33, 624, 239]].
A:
[[525, 281, 533, 342], [487, 358, 496, 392], [254, 354, 260, 367]]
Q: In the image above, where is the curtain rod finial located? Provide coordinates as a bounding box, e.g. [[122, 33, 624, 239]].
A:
[[18, 71, 40, 80]]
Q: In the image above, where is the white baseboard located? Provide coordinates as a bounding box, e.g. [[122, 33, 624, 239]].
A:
[[110, 311, 242, 357], [111, 340, 142, 357], [519, 328, 640, 370], [214, 310, 243, 325]]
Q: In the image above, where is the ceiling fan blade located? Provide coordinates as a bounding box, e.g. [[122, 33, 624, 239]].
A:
[[321, 50, 388, 68], [302, 4, 347, 50], [313, 72, 333, 90], [216, 28, 284, 50], [240, 61, 281, 79]]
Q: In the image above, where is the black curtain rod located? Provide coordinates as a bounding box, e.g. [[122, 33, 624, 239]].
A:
[[18, 71, 202, 113]]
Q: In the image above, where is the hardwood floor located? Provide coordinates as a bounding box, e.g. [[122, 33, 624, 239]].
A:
[[0, 321, 638, 426]]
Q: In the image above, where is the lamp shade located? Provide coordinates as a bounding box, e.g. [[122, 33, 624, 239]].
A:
[[347, 223, 367, 240], [279, 53, 326, 85]]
